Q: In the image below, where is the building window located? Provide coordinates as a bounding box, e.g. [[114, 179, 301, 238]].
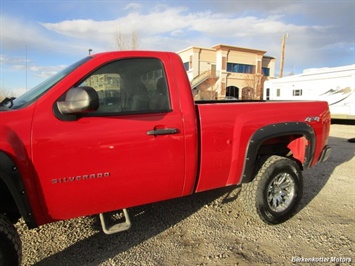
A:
[[262, 67, 270, 76], [183, 62, 189, 71], [293, 89, 302, 96], [227, 63, 254, 74]]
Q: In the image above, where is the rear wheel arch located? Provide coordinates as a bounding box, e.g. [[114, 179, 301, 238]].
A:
[[241, 122, 315, 184]]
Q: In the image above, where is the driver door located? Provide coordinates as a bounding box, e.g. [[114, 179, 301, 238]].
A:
[[31, 57, 186, 220]]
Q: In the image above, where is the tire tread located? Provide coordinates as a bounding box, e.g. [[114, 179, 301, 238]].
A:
[[0, 214, 21, 266]]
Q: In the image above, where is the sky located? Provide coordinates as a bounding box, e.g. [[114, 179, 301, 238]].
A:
[[1, 0, 354, 96]]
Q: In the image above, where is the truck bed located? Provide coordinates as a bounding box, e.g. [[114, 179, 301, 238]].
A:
[[194, 100, 330, 192]]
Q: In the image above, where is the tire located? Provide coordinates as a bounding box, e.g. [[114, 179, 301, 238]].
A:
[[0, 215, 21, 266], [242, 155, 303, 224]]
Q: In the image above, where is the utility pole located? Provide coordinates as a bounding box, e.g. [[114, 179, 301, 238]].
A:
[[26, 45, 28, 91], [279, 33, 288, 78]]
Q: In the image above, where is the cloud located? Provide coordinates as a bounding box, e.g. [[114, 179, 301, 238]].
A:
[[41, 19, 112, 38], [29, 65, 67, 79], [39, 6, 191, 39], [37, 5, 332, 46], [1, 54, 66, 79], [0, 15, 93, 56], [33, 2, 353, 75], [124, 2, 142, 10], [0, 16, 49, 50], [0, 54, 27, 66]]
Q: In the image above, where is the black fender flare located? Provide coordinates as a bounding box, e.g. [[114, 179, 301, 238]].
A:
[[240, 122, 315, 184], [0, 152, 37, 228]]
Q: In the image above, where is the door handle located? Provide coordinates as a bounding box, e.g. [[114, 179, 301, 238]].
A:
[[147, 128, 180, 136]]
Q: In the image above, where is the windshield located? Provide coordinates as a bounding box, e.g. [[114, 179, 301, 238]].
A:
[[10, 56, 92, 109]]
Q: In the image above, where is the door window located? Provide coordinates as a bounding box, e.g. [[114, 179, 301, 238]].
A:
[[78, 58, 171, 114]]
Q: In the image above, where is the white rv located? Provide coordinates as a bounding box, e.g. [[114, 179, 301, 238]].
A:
[[263, 65, 355, 120]]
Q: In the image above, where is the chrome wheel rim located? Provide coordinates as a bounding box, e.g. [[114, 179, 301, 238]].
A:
[[267, 173, 296, 212]]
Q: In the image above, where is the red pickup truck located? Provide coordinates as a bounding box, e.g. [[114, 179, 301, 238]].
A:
[[0, 51, 331, 265]]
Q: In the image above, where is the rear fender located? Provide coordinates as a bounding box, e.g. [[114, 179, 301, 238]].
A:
[[241, 122, 315, 184]]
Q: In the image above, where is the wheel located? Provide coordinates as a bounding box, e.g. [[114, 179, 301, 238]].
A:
[[0, 215, 21, 266], [242, 155, 303, 224]]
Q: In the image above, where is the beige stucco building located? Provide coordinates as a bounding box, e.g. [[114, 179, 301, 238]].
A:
[[177, 44, 276, 100]]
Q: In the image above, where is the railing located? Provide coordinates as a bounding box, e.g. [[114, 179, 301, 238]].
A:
[[190, 70, 218, 89]]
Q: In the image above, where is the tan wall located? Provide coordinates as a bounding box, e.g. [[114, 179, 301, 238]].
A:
[[228, 51, 257, 65], [200, 49, 216, 62], [178, 49, 192, 63]]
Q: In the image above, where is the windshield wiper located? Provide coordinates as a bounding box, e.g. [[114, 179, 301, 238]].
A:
[[0, 97, 16, 108]]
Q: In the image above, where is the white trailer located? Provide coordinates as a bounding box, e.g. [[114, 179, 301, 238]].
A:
[[263, 65, 355, 120]]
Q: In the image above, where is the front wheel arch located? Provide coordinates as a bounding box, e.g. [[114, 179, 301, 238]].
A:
[[0, 152, 37, 228]]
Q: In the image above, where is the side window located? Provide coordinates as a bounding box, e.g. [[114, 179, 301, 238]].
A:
[[292, 89, 302, 96], [78, 58, 171, 114]]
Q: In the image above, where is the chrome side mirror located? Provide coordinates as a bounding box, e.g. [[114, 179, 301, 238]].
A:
[[57, 86, 99, 115]]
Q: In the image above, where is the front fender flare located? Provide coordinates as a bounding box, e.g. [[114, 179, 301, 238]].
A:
[[0, 151, 37, 228]]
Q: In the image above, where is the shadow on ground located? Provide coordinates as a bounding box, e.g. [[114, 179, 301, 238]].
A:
[[299, 136, 354, 211], [34, 186, 240, 266]]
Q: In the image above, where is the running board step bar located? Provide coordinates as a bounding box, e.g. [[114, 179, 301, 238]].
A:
[[99, 209, 131, 235]]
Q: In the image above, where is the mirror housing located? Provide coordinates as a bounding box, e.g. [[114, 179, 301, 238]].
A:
[[57, 86, 99, 115]]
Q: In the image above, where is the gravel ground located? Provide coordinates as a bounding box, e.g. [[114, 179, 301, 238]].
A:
[[17, 124, 354, 266]]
